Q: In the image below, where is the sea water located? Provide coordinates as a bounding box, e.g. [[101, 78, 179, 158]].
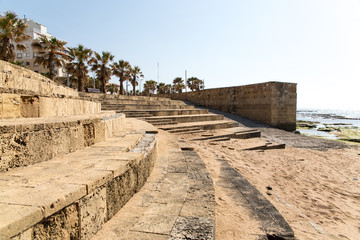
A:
[[297, 109, 360, 139]]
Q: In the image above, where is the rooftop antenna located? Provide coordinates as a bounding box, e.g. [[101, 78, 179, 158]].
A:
[[157, 62, 159, 83], [185, 70, 187, 93]]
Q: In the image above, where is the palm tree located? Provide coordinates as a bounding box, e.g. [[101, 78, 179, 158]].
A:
[[111, 60, 131, 95], [89, 51, 114, 93], [0, 11, 31, 62], [143, 80, 157, 96], [157, 82, 165, 94], [129, 66, 144, 96], [172, 77, 185, 93], [164, 84, 172, 94], [32, 35, 67, 80], [65, 45, 92, 92], [187, 77, 204, 91]]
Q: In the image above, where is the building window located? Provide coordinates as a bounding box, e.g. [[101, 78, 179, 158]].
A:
[[24, 62, 30, 66], [33, 52, 38, 57], [26, 53, 30, 57], [17, 53, 22, 59]]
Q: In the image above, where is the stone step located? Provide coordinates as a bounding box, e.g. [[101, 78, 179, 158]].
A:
[[168, 127, 202, 133], [191, 129, 261, 141], [101, 99, 186, 106], [159, 120, 239, 132], [143, 114, 224, 124], [0, 119, 158, 239], [119, 109, 209, 117], [102, 104, 194, 111], [0, 112, 125, 173], [91, 131, 215, 240], [175, 130, 207, 135], [126, 112, 154, 118]]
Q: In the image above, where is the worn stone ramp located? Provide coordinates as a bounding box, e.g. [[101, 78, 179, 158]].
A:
[[92, 131, 216, 240], [217, 159, 295, 240]]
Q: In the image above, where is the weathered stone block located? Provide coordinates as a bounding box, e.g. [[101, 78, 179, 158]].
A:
[[79, 187, 107, 240], [106, 168, 137, 219], [0, 204, 42, 239], [33, 203, 79, 240], [10, 227, 33, 240], [1, 93, 21, 118]]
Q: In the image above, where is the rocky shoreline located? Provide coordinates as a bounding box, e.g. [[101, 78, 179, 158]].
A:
[[296, 120, 360, 144]]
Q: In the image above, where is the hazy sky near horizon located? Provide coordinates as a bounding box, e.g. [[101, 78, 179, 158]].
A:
[[1, 0, 359, 110]]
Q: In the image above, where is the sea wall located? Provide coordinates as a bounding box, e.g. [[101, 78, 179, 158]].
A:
[[163, 82, 297, 131]]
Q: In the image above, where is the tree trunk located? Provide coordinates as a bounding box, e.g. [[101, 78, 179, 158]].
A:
[[100, 77, 105, 93], [119, 79, 124, 95], [78, 77, 84, 92], [133, 76, 136, 96]]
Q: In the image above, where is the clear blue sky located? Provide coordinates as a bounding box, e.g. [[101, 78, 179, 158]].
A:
[[1, 0, 359, 110]]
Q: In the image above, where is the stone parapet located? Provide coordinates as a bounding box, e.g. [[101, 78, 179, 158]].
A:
[[0, 93, 101, 119], [0, 61, 102, 119], [0, 60, 78, 98], [160, 82, 297, 131], [0, 112, 125, 172]]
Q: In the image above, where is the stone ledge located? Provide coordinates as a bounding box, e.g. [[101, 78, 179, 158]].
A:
[[0, 120, 158, 239], [0, 113, 125, 172]]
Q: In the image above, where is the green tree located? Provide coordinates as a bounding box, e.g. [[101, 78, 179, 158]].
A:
[[65, 44, 92, 92], [32, 35, 67, 80], [111, 60, 131, 95], [172, 77, 185, 93], [186, 77, 204, 91], [89, 51, 114, 93], [106, 83, 119, 95], [157, 82, 166, 94], [143, 80, 157, 96], [0, 11, 31, 62], [164, 84, 172, 94], [129, 66, 144, 96]]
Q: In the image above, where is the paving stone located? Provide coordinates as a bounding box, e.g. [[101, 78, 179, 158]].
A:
[[0, 204, 42, 239], [131, 214, 177, 235], [180, 200, 215, 219], [170, 216, 214, 240], [144, 202, 183, 216]]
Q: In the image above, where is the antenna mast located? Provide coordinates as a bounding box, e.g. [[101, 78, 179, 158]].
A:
[[157, 62, 159, 82]]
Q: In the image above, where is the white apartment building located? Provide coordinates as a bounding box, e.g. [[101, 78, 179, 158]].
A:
[[14, 18, 67, 78]]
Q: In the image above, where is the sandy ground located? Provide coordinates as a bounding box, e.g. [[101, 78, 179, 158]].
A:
[[179, 130, 360, 240]]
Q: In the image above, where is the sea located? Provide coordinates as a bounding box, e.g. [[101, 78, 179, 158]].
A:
[[297, 109, 360, 139]]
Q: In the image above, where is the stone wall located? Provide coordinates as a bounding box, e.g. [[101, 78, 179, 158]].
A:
[[163, 82, 297, 131], [0, 60, 101, 119]]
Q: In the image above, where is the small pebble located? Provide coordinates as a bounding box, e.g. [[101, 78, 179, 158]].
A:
[[266, 186, 273, 190], [266, 191, 272, 196], [228, 147, 235, 150], [210, 142, 217, 145], [222, 145, 227, 148]]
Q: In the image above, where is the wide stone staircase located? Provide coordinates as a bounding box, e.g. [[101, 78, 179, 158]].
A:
[[80, 93, 240, 134]]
